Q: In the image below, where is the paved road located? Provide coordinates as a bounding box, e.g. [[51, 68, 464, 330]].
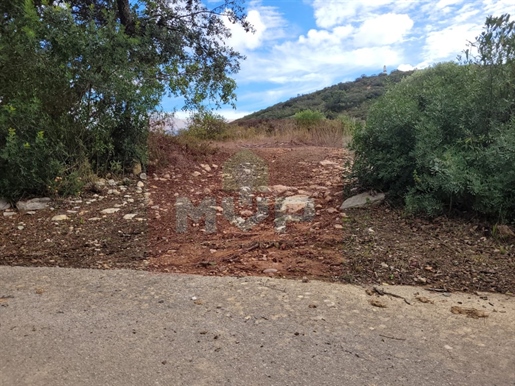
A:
[[1, 266, 514, 385]]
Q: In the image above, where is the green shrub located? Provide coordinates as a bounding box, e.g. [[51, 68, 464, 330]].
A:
[[184, 110, 228, 140], [293, 109, 325, 130], [0, 129, 64, 201], [351, 46, 515, 221]]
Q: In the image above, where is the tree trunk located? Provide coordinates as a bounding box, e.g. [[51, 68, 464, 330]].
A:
[[117, 0, 135, 35]]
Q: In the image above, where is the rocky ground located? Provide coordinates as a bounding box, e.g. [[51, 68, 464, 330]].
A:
[[1, 139, 514, 294]]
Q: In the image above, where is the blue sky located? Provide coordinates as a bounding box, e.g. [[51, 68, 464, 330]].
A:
[[162, 0, 515, 120]]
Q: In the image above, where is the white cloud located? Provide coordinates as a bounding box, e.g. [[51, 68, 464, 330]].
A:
[[435, 0, 464, 9], [398, 64, 416, 71], [298, 25, 354, 46], [421, 23, 482, 64], [311, 0, 397, 28], [483, 0, 515, 16], [225, 2, 287, 52], [353, 13, 414, 47]]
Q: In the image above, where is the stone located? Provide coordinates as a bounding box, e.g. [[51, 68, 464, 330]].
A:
[[16, 197, 51, 211], [496, 225, 515, 239], [3, 212, 16, 217], [107, 179, 117, 186], [263, 268, 278, 274], [271, 185, 292, 194], [0, 199, 10, 210], [100, 208, 120, 214], [137, 181, 144, 188], [319, 160, 337, 166], [326, 208, 338, 214], [132, 162, 142, 176], [340, 192, 385, 210], [88, 217, 102, 221], [139, 173, 147, 180], [192, 171, 202, 177], [123, 214, 137, 220], [200, 163, 212, 172], [333, 224, 343, 229], [280, 195, 312, 214], [51, 215, 69, 221]]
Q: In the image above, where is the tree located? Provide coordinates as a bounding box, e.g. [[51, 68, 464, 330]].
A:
[[0, 0, 252, 200]]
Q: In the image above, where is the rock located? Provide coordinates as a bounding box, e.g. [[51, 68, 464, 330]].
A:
[[88, 217, 102, 221], [139, 173, 147, 180], [263, 268, 278, 274], [340, 192, 385, 210], [280, 195, 312, 214], [16, 197, 51, 211], [271, 185, 292, 194], [192, 171, 202, 177], [200, 164, 212, 172], [123, 214, 137, 220], [100, 208, 120, 214], [319, 160, 337, 166], [107, 189, 120, 195], [240, 209, 254, 217], [51, 215, 69, 221], [137, 181, 144, 188], [496, 225, 515, 239], [17, 225, 24, 230], [133, 162, 142, 176], [333, 224, 343, 229], [107, 179, 117, 186], [3, 212, 16, 217], [0, 199, 10, 210], [326, 208, 338, 214]]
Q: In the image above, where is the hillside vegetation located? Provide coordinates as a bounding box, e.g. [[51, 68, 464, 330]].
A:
[[240, 70, 414, 121]]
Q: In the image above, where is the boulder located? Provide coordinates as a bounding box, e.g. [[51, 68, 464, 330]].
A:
[[0, 199, 10, 210], [340, 192, 385, 210], [271, 185, 293, 195], [280, 195, 312, 214], [16, 197, 51, 211]]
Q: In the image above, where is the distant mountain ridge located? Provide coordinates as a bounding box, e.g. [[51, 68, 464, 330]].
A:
[[239, 70, 415, 121]]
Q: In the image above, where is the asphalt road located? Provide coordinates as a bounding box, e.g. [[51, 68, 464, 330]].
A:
[[1, 266, 514, 386]]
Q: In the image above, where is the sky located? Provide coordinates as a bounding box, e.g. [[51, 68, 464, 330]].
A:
[[161, 0, 515, 121]]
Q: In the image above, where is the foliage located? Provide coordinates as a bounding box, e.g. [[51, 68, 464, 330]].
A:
[[351, 14, 515, 222], [183, 110, 229, 140], [240, 70, 413, 121], [0, 0, 250, 201], [293, 109, 325, 130]]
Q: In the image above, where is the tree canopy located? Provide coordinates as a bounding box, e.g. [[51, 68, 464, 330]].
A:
[[0, 0, 251, 200]]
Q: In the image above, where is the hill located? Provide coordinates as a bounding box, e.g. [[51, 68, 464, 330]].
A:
[[239, 70, 415, 121]]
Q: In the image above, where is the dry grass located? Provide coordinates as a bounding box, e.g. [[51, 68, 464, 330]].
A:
[[224, 117, 356, 147]]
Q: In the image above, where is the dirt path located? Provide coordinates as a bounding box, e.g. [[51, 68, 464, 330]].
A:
[[147, 143, 350, 280], [0, 140, 514, 293]]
